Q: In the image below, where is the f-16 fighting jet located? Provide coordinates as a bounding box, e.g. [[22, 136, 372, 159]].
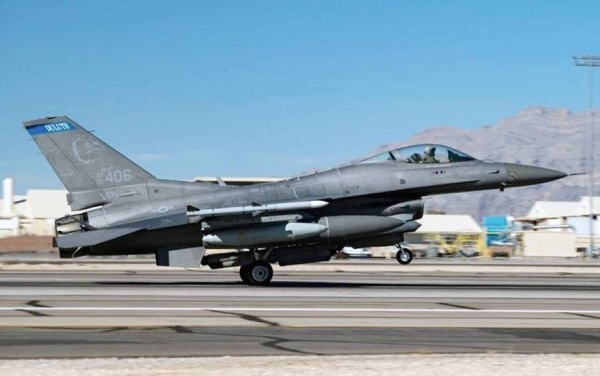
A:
[[24, 116, 567, 285]]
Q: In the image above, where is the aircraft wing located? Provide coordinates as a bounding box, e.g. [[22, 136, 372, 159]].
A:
[[55, 227, 143, 248]]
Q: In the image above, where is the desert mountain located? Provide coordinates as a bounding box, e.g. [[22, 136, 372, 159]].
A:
[[372, 107, 600, 220]]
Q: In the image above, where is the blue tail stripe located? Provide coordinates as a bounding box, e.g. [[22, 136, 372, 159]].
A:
[[26, 122, 76, 136]]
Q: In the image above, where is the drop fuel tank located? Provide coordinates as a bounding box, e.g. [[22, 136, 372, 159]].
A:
[[202, 222, 328, 247], [202, 215, 406, 248]]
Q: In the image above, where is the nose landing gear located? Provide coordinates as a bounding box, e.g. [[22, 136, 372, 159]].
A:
[[395, 244, 413, 265]]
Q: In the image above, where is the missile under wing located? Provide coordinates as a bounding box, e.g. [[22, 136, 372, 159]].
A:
[[24, 116, 567, 285]]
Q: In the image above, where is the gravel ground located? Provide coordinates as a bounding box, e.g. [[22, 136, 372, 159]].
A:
[[1, 354, 599, 376], [0, 236, 54, 253]]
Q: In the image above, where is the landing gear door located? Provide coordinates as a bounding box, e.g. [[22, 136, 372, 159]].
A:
[[156, 247, 206, 268]]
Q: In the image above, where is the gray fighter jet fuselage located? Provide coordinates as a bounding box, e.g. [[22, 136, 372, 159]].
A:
[[24, 116, 567, 285]]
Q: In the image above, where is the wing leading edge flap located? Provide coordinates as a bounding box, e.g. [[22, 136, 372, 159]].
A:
[[55, 227, 143, 248]]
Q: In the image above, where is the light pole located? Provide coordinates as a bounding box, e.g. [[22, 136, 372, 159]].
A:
[[573, 55, 599, 258]]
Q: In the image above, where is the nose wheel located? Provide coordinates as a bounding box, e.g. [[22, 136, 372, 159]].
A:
[[239, 261, 273, 286], [395, 244, 413, 265]]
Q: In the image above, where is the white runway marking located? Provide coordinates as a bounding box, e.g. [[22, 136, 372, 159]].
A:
[[2, 307, 600, 314]]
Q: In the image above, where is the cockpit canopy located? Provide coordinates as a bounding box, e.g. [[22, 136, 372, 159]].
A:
[[358, 144, 476, 165]]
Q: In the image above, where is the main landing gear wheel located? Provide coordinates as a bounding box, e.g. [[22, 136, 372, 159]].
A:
[[396, 246, 413, 265], [240, 261, 273, 286], [239, 265, 250, 284]]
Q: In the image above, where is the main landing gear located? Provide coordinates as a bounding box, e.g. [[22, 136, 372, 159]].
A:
[[232, 245, 336, 286], [239, 260, 274, 286], [395, 244, 413, 265]]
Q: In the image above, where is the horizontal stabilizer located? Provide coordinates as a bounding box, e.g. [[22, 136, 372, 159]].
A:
[[55, 227, 142, 248]]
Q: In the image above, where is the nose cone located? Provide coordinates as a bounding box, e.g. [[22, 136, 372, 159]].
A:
[[505, 164, 567, 187]]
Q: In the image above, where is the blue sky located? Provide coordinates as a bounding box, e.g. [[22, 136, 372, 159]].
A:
[[1, 0, 599, 192]]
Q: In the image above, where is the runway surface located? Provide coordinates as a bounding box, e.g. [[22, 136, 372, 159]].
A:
[[1, 267, 600, 358]]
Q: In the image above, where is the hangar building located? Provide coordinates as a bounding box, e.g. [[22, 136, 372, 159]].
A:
[[516, 196, 600, 257]]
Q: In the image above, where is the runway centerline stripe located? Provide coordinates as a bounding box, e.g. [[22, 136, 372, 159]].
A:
[[2, 307, 600, 314]]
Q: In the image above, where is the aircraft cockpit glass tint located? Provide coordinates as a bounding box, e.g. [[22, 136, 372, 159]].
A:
[[359, 151, 396, 164], [393, 145, 476, 164]]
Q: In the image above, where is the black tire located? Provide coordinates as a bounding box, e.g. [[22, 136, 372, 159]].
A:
[[246, 261, 273, 286], [396, 248, 413, 265], [239, 265, 250, 284]]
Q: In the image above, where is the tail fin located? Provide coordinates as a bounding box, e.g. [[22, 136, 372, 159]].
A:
[[24, 116, 155, 207]]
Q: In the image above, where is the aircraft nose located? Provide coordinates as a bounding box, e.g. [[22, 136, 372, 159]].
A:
[[505, 164, 567, 186]]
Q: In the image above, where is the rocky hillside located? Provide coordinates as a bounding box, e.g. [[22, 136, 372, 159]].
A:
[[373, 107, 600, 220]]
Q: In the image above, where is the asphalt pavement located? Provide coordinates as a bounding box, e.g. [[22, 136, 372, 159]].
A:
[[0, 263, 599, 358]]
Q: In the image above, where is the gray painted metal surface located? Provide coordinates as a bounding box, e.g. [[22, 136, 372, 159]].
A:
[[23, 116, 567, 282]]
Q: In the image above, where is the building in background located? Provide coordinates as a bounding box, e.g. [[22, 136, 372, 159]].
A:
[[483, 216, 515, 246], [515, 197, 600, 257], [403, 214, 485, 257], [0, 178, 69, 238], [482, 216, 516, 257]]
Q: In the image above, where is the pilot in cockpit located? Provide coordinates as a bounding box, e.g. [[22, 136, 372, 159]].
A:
[[422, 145, 439, 163]]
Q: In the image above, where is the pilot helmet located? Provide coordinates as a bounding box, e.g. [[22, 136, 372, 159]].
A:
[[424, 145, 436, 156]]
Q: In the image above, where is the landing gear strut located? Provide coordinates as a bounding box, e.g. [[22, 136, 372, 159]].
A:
[[239, 260, 273, 286], [395, 244, 413, 265]]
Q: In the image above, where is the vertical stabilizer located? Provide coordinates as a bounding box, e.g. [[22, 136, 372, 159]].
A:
[[23, 116, 155, 193]]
